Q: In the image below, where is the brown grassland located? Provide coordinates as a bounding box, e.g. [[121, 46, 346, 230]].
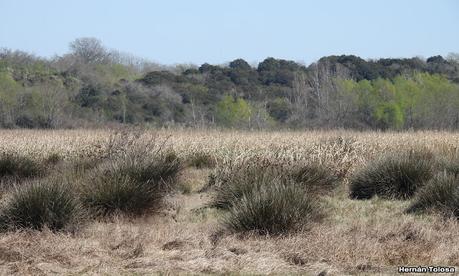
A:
[[0, 129, 458, 275]]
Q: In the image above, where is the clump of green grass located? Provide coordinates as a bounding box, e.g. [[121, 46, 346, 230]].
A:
[[223, 179, 322, 235], [349, 151, 435, 200], [0, 179, 82, 232], [0, 153, 45, 180], [406, 173, 459, 217], [80, 150, 182, 217]]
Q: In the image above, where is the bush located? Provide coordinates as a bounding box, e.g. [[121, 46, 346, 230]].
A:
[[349, 151, 434, 200], [223, 179, 321, 235], [406, 173, 459, 216], [0, 180, 82, 231], [81, 150, 182, 217], [0, 153, 44, 180]]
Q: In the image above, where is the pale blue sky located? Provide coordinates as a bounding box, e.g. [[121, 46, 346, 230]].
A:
[[0, 0, 458, 65]]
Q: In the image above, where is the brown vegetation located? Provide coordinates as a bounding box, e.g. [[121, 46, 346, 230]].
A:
[[0, 129, 458, 274]]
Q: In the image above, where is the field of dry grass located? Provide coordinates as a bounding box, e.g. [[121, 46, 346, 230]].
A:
[[0, 129, 458, 275]]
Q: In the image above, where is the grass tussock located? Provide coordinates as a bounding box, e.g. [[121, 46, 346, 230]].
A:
[[223, 179, 322, 235], [407, 173, 459, 217], [349, 150, 435, 200], [438, 157, 459, 177], [290, 162, 338, 194], [0, 179, 82, 232], [186, 151, 216, 169], [0, 153, 45, 180], [80, 132, 182, 217], [0, 130, 459, 274], [207, 156, 328, 235], [207, 156, 337, 208]]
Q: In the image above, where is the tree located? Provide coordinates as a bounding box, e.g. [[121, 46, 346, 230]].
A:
[[229, 59, 251, 71], [267, 97, 291, 122], [215, 95, 252, 127], [0, 71, 20, 127], [69, 37, 109, 64]]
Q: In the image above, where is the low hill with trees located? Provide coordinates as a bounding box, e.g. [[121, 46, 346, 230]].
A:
[[1, 37, 458, 130]]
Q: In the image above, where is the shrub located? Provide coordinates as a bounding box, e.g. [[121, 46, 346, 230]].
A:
[[0, 180, 82, 231], [0, 153, 44, 180], [406, 173, 459, 216], [223, 179, 321, 235], [81, 150, 182, 217], [349, 151, 434, 200]]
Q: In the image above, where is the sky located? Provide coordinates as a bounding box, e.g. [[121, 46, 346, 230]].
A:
[[0, 0, 458, 65]]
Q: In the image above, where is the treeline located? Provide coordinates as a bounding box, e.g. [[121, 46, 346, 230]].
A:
[[1, 37, 458, 130]]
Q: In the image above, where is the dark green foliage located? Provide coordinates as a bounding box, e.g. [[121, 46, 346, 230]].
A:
[[81, 150, 182, 217], [257, 57, 305, 86], [229, 59, 251, 71], [139, 71, 180, 86], [0, 180, 82, 231], [406, 173, 459, 217], [223, 179, 321, 235], [349, 151, 435, 200], [0, 153, 45, 180]]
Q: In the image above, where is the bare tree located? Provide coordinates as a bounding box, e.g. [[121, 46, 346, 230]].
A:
[[69, 37, 109, 64]]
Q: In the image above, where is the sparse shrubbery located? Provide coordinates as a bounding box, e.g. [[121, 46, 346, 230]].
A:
[[406, 173, 459, 217], [349, 151, 435, 200], [0, 153, 45, 180], [223, 179, 321, 235], [0, 179, 82, 231]]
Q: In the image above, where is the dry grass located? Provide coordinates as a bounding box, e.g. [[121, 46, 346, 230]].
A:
[[0, 129, 458, 274]]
